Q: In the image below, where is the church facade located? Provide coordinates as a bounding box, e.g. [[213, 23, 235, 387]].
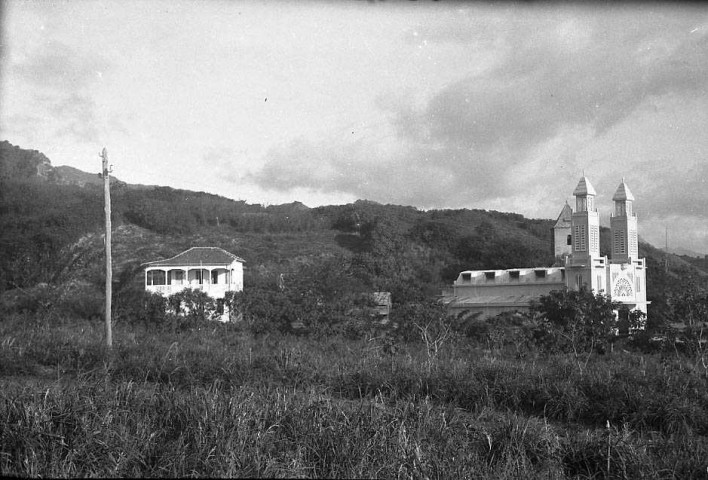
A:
[[444, 177, 649, 318]]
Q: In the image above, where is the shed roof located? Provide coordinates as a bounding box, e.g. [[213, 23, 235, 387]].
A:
[[144, 247, 244, 267]]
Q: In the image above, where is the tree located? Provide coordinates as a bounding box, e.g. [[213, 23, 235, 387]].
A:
[[666, 281, 708, 369], [531, 288, 620, 372]]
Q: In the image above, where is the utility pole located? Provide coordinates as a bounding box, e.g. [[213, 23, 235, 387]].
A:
[[101, 148, 113, 348]]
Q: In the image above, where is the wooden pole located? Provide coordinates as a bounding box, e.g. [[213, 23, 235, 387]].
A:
[[101, 148, 113, 348]]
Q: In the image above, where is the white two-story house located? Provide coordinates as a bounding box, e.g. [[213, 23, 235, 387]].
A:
[[144, 246, 244, 302]]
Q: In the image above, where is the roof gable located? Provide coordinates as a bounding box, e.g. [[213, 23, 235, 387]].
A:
[[145, 247, 244, 267], [554, 202, 573, 228]]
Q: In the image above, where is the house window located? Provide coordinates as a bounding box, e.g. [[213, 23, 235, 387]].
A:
[[566, 234, 572, 246], [484, 271, 495, 282], [461, 272, 472, 282], [509, 270, 520, 281], [211, 270, 219, 284], [575, 273, 583, 291], [534, 270, 546, 278], [636, 277, 641, 293], [597, 275, 602, 292], [147, 270, 166, 286]]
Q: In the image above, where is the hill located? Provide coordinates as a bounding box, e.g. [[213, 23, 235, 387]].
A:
[[1, 140, 705, 319]]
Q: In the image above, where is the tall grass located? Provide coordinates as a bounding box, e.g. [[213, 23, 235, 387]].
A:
[[1, 314, 707, 477]]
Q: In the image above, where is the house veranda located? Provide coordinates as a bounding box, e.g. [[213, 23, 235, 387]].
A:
[[144, 247, 244, 300]]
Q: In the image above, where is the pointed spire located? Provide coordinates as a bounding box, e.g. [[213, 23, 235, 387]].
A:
[[573, 176, 596, 196], [554, 202, 573, 228], [612, 179, 635, 201]]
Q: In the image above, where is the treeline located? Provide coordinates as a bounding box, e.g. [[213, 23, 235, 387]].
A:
[[115, 187, 326, 235], [0, 169, 560, 296]]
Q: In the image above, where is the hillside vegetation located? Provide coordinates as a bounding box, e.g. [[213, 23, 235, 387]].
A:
[[1, 140, 559, 308]]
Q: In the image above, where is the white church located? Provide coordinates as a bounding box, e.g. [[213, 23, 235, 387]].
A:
[[444, 177, 649, 319]]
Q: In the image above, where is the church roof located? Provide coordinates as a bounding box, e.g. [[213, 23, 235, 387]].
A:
[[573, 176, 596, 196], [144, 247, 245, 267], [554, 202, 573, 228], [445, 294, 538, 307], [612, 180, 635, 201]]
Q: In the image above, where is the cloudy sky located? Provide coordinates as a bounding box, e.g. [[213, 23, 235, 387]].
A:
[[2, 1, 707, 254]]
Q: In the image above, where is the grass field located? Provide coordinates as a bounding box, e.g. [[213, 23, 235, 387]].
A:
[[1, 314, 707, 478]]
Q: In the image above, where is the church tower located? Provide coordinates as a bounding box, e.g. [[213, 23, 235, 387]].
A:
[[570, 176, 600, 261], [607, 178, 648, 318], [610, 179, 638, 263], [566, 176, 605, 293]]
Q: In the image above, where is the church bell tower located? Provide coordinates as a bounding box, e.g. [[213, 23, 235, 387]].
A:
[[570, 176, 600, 262], [610, 179, 638, 263], [566, 176, 605, 293]]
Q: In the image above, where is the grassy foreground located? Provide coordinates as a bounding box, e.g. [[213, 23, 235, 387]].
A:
[[1, 315, 707, 478]]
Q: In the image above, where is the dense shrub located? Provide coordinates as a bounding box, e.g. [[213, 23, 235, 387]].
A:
[[531, 288, 621, 355]]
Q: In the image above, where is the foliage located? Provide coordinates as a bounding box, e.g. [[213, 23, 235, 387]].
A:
[[531, 288, 622, 358], [224, 256, 377, 337], [0, 181, 103, 291], [2, 314, 708, 477], [168, 288, 218, 322], [665, 282, 708, 366], [666, 281, 708, 328]]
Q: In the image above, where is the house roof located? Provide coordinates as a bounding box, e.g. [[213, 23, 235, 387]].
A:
[[144, 247, 245, 267], [612, 180, 635, 202], [573, 176, 596, 196], [554, 202, 573, 228]]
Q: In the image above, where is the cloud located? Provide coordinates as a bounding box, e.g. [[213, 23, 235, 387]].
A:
[[249, 9, 708, 218], [9, 41, 110, 143], [14, 41, 109, 90], [202, 147, 249, 184]]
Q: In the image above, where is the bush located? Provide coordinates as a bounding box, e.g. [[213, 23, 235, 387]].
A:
[[531, 288, 621, 356]]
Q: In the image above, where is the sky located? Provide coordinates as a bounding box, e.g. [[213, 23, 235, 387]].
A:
[[1, 1, 707, 255]]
